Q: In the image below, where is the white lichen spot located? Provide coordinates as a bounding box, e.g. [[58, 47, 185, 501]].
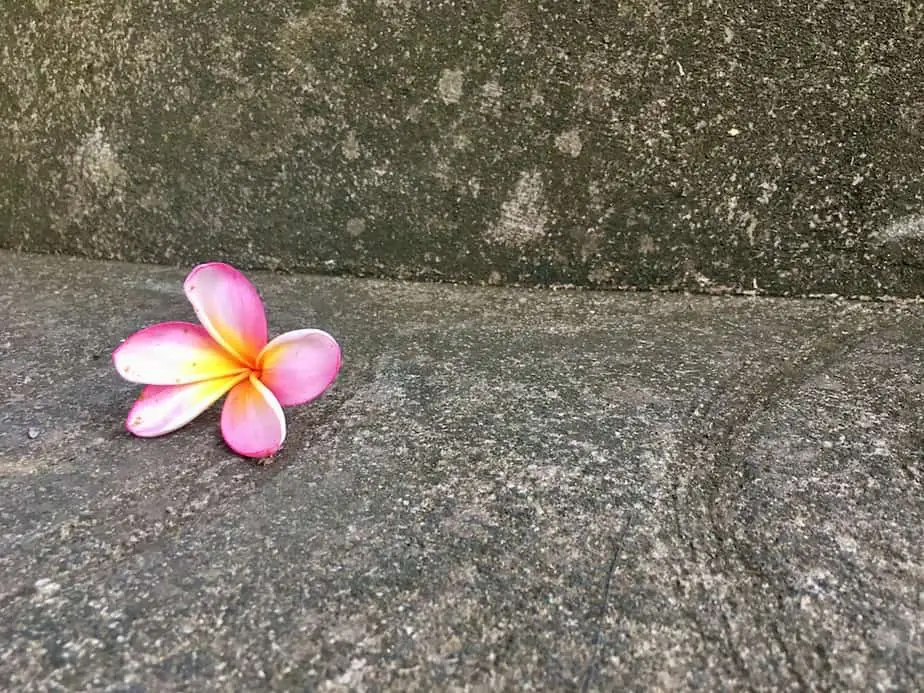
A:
[[587, 266, 616, 284], [405, 104, 422, 123], [875, 214, 924, 244], [835, 532, 858, 554], [554, 129, 583, 157], [74, 127, 128, 196], [745, 215, 758, 244], [453, 133, 472, 151], [500, 6, 530, 32], [485, 170, 549, 247], [691, 271, 714, 288], [438, 69, 464, 105], [305, 115, 328, 133], [638, 234, 656, 254], [726, 195, 739, 223], [64, 126, 129, 223], [376, 0, 415, 10], [479, 81, 504, 116], [346, 217, 365, 237], [342, 130, 361, 160], [757, 180, 778, 204]]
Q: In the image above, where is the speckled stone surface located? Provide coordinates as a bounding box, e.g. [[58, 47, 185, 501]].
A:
[[0, 251, 921, 690], [1, 1, 923, 296]]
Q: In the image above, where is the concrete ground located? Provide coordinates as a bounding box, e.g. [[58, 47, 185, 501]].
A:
[[0, 251, 921, 691]]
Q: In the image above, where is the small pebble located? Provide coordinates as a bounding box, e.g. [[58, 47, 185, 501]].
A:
[[34, 578, 61, 597], [27, 427, 40, 439]]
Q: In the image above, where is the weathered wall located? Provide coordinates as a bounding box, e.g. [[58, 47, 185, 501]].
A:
[[1, 1, 923, 295]]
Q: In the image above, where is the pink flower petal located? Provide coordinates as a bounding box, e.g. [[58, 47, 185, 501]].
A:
[[184, 263, 268, 367], [113, 321, 247, 385], [257, 329, 342, 406], [125, 373, 248, 438], [220, 374, 286, 458]]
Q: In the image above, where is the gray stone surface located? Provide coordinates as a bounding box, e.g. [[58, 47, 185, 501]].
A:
[[2, 1, 924, 296], [0, 250, 921, 690]]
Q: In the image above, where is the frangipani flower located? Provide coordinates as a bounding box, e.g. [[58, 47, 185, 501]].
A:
[[113, 263, 341, 459]]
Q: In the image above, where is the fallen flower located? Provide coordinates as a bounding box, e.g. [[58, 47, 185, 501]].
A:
[[113, 263, 341, 458]]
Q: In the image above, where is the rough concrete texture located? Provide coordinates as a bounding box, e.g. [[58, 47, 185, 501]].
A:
[[1, 250, 922, 690], [1, 1, 924, 296]]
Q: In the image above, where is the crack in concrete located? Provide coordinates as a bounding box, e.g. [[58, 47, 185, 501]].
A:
[[580, 513, 634, 693]]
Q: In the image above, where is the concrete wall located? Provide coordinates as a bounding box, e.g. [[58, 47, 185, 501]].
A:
[[1, 0, 923, 296]]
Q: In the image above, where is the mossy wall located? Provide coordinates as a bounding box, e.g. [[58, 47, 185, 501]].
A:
[[2, 1, 923, 295]]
